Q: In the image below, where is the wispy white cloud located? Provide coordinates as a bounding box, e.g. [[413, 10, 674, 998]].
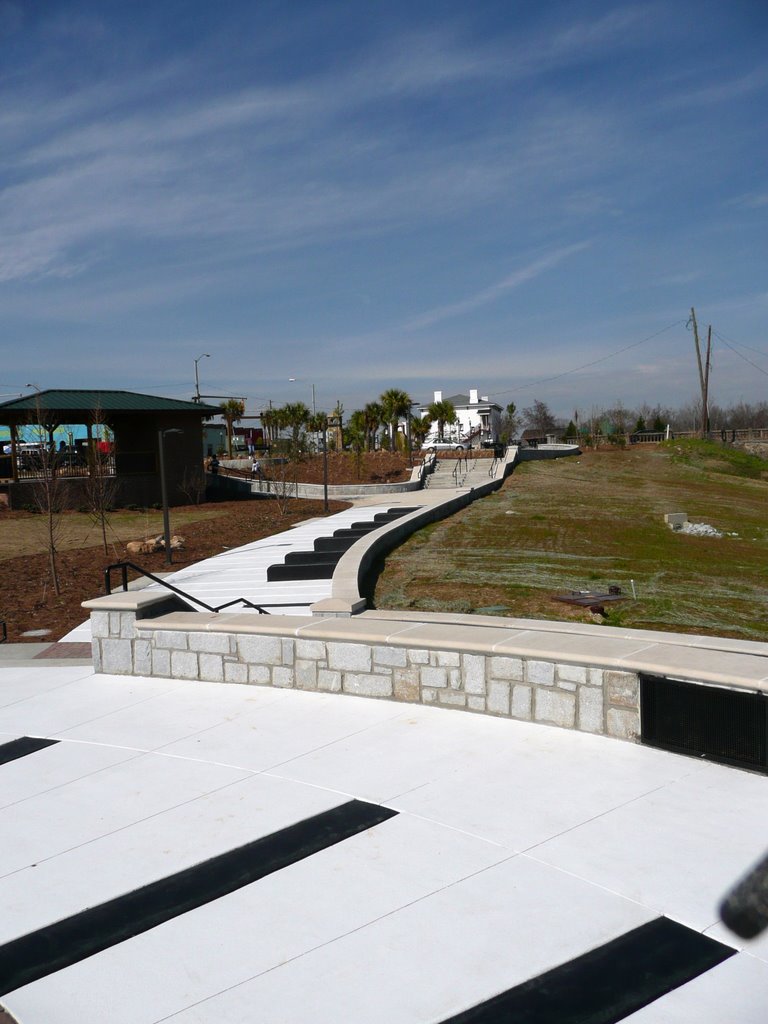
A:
[[402, 243, 591, 330], [665, 66, 768, 108], [727, 190, 768, 209]]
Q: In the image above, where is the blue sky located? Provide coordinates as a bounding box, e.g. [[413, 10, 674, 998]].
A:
[[1, 0, 767, 419]]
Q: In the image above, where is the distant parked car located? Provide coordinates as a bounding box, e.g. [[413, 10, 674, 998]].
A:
[[421, 441, 467, 451]]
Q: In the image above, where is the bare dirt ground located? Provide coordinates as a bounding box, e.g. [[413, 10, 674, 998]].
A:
[[0, 497, 349, 643], [0, 452, 418, 643]]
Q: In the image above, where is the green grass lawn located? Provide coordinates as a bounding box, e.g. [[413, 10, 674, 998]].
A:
[[373, 442, 768, 641]]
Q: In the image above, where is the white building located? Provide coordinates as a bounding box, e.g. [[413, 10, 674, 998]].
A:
[[416, 389, 503, 446]]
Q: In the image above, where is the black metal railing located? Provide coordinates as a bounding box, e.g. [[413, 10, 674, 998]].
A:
[[0, 620, 6, 644], [104, 562, 311, 615]]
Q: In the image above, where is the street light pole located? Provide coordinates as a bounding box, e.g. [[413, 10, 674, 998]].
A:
[[158, 428, 182, 565], [322, 417, 329, 513], [194, 353, 210, 402]]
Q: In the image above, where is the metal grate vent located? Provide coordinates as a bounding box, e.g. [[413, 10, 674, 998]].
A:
[[640, 674, 768, 772]]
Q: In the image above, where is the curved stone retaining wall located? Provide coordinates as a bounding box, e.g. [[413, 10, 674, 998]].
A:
[[83, 596, 768, 746]]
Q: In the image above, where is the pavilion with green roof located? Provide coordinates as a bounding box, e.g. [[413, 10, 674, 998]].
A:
[[0, 389, 220, 510]]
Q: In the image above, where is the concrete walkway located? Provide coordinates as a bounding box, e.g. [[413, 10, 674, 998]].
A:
[[0, 666, 765, 1023], [61, 494, 460, 642]]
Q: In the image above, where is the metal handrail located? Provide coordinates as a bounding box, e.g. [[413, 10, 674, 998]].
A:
[[104, 561, 312, 615], [0, 620, 6, 644]]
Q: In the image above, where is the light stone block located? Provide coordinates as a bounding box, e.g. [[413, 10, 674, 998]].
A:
[[343, 673, 393, 698], [171, 650, 199, 680], [511, 684, 532, 720], [527, 660, 555, 686], [487, 679, 510, 715], [606, 671, 639, 709], [318, 669, 342, 692], [422, 687, 438, 703], [295, 659, 318, 690], [152, 648, 171, 677], [373, 645, 408, 668], [272, 666, 295, 688], [281, 639, 295, 666], [420, 666, 448, 689], [91, 612, 110, 639], [607, 707, 640, 740], [449, 669, 461, 689], [237, 634, 282, 665], [189, 632, 231, 654], [587, 668, 604, 687], [462, 654, 486, 695], [249, 664, 271, 685], [224, 662, 248, 684], [558, 680, 578, 692], [407, 648, 429, 665], [154, 630, 189, 651], [101, 639, 133, 675], [467, 696, 486, 712], [327, 642, 372, 672], [199, 653, 224, 682], [435, 651, 460, 667], [438, 690, 466, 707], [393, 668, 420, 702], [578, 686, 604, 734], [92, 641, 103, 674], [133, 640, 152, 676], [296, 639, 326, 661], [119, 613, 136, 639], [489, 656, 524, 681], [558, 663, 587, 685], [535, 688, 576, 728], [109, 612, 121, 636]]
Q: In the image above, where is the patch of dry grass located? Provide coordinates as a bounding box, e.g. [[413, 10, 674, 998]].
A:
[[373, 446, 768, 640]]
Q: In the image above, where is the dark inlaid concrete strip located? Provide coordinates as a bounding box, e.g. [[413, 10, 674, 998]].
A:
[[0, 799, 397, 996], [442, 917, 735, 1024], [0, 738, 59, 766]]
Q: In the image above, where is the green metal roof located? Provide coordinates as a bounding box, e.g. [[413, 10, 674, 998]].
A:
[[0, 390, 220, 415]]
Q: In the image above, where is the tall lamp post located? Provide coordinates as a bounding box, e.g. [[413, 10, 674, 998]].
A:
[[158, 428, 182, 565], [194, 353, 210, 402]]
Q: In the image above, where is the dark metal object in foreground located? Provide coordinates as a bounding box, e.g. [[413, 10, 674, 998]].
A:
[[721, 850, 768, 938], [553, 586, 627, 611], [104, 561, 310, 615]]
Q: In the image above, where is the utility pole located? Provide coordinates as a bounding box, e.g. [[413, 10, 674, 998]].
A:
[[690, 307, 711, 437]]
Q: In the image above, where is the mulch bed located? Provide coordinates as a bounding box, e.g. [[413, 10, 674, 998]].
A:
[[0, 497, 347, 644]]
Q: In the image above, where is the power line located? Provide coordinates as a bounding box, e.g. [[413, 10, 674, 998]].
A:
[[712, 330, 768, 378], [490, 319, 686, 399]]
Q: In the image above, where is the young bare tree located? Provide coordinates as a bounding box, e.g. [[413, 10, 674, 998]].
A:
[[84, 410, 118, 555], [179, 464, 207, 505], [26, 407, 67, 597]]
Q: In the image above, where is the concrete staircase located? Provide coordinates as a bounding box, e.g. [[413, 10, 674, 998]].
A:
[[425, 454, 498, 490]]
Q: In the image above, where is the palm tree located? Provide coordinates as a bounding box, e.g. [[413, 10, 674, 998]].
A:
[[345, 410, 367, 477], [362, 401, 383, 451], [220, 399, 245, 458], [281, 401, 310, 454], [380, 388, 412, 452], [260, 407, 277, 446], [427, 399, 456, 442], [410, 413, 433, 450]]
